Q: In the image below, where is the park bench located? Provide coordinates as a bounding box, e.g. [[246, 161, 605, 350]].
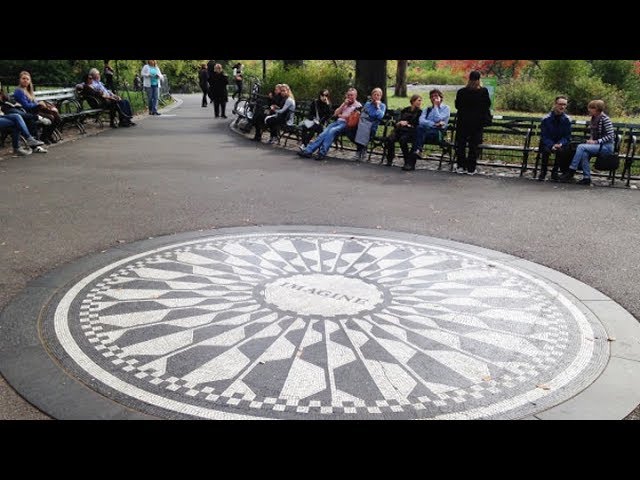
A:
[[469, 115, 537, 176], [277, 99, 311, 147], [571, 120, 624, 185], [1, 87, 82, 145], [34, 87, 86, 138], [620, 126, 639, 187], [74, 86, 124, 130]]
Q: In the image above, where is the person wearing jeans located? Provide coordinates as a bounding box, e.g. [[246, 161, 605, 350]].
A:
[[406, 89, 450, 171], [0, 112, 45, 156], [141, 60, 164, 115], [297, 88, 361, 160], [560, 99, 614, 186]]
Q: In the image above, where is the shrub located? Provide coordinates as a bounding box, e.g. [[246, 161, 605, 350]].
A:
[[540, 60, 592, 92], [496, 79, 558, 112], [408, 68, 464, 85], [567, 77, 627, 116], [263, 62, 351, 103]]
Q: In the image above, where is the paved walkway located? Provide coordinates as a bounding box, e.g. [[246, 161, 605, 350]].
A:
[[0, 94, 639, 419]]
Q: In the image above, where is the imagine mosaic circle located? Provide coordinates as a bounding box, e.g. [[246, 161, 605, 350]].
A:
[[46, 231, 608, 419]]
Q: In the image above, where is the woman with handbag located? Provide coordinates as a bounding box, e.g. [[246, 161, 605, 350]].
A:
[[559, 99, 615, 186], [300, 89, 333, 148], [13, 71, 61, 144], [348, 87, 386, 161], [297, 88, 361, 161]]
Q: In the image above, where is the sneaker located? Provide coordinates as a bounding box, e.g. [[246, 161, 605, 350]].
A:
[[37, 115, 52, 126], [26, 137, 45, 147], [13, 147, 32, 156], [466, 170, 477, 176], [297, 151, 312, 159], [456, 167, 465, 174], [33, 146, 48, 154], [577, 177, 591, 185], [268, 137, 278, 145], [299, 144, 307, 151]]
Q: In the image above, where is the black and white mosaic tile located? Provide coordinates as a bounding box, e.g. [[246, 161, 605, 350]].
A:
[[42, 231, 609, 419]]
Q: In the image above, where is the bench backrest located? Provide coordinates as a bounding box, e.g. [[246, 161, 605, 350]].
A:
[[34, 87, 77, 104]]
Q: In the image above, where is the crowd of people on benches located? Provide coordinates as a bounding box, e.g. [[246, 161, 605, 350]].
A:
[[250, 70, 613, 185], [2, 66, 618, 185]]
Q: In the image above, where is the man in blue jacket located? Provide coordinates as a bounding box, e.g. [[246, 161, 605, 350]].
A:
[[538, 96, 572, 181]]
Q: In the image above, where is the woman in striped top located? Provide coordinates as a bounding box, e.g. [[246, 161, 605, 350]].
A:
[[561, 99, 614, 185]]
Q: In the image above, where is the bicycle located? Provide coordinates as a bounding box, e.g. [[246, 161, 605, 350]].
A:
[[233, 77, 263, 132]]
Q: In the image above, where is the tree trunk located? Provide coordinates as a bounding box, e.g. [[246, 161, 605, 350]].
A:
[[283, 60, 304, 69], [394, 60, 407, 97], [355, 60, 387, 104]]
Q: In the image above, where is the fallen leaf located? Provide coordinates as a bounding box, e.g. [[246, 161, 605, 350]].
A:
[[536, 384, 551, 390], [608, 337, 616, 342], [482, 376, 492, 382]]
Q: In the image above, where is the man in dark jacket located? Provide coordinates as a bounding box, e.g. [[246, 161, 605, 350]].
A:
[[538, 96, 572, 181]]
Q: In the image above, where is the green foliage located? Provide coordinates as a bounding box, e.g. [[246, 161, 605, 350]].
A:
[[539, 60, 592, 92], [407, 68, 464, 85], [567, 77, 626, 116], [263, 62, 351, 104], [495, 79, 558, 113], [591, 60, 635, 89]]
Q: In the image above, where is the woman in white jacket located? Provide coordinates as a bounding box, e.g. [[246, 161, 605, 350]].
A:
[[141, 60, 164, 115]]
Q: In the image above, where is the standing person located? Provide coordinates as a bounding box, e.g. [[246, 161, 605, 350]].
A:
[[232, 63, 243, 100], [133, 73, 142, 92], [141, 60, 164, 115], [537, 96, 572, 181], [454, 70, 491, 175], [208, 63, 229, 119], [300, 89, 333, 148], [560, 99, 615, 186], [198, 63, 209, 108], [103, 60, 116, 93]]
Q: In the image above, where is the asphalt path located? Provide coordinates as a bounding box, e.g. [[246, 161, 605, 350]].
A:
[[1, 94, 639, 419]]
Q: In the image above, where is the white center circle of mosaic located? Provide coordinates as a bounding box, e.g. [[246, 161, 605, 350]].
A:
[[48, 232, 607, 419]]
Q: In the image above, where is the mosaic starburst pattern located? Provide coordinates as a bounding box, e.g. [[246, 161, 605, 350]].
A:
[[47, 232, 607, 419]]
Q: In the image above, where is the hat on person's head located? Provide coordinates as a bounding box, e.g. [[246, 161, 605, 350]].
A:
[[469, 70, 481, 81]]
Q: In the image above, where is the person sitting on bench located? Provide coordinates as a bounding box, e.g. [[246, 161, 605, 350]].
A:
[[88, 68, 135, 127]]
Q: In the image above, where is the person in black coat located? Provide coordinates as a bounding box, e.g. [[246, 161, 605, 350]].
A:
[[198, 63, 209, 107], [208, 63, 229, 118], [454, 70, 491, 175], [300, 89, 333, 147]]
